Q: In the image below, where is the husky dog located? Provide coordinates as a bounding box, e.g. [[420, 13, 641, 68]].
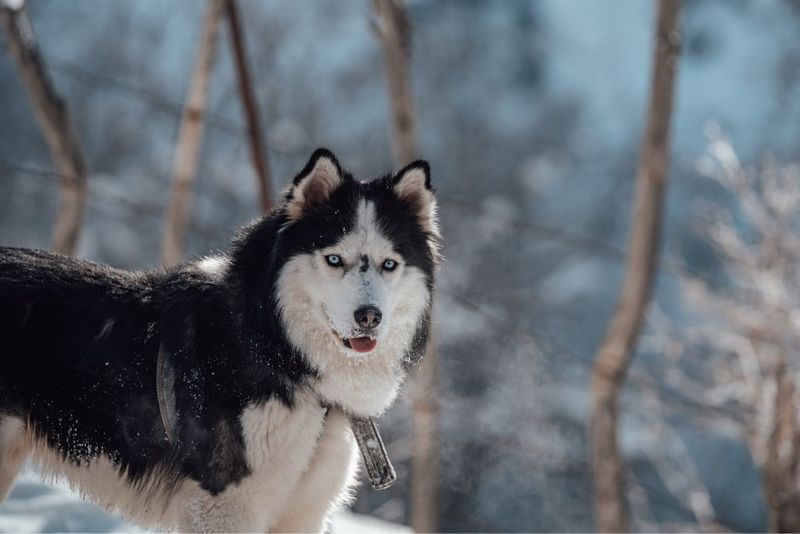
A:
[[0, 149, 439, 532]]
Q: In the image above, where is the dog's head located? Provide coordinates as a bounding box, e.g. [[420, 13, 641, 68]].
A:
[[273, 149, 438, 411]]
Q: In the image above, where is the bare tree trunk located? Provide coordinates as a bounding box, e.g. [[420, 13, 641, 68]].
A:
[[225, 0, 273, 212], [161, 0, 225, 268], [589, 0, 682, 531], [372, 1, 437, 531], [372, 0, 417, 163], [761, 357, 800, 533], [1, 2, 87, 256], [409, 346, 439, 533]]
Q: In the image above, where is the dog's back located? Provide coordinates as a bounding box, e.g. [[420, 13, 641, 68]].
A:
[[0, 247, 154, 355], [0, 248, 172, 495]]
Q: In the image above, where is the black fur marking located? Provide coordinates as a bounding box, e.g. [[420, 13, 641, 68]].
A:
[[0, 148, 437, 497], [359, 255, 369, 273]]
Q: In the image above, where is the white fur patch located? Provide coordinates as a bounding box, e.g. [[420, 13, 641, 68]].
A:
[[196, 255, 228, 277], [22, 432, 189, 529], [273, 408, 359, 533]]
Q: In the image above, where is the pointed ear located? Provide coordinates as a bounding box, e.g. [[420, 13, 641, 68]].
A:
[[392, 160, 438, 234], [286, 148, 344, 220]]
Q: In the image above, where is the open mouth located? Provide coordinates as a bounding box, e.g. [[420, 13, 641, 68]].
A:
[[323, 305, 379, 353], [342, 336, 378, 353]]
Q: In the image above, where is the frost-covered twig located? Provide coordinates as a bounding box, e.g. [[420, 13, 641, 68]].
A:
[[679, 128, 800, 531]]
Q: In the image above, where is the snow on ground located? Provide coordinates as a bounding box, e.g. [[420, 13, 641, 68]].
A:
[[0, 470, 411, 534], [329, 513, 411, 534]]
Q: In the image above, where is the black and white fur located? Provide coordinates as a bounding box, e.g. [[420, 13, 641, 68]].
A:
[[0, 149, 439, 532]]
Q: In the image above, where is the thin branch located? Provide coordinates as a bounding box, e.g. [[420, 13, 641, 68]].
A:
[[589, 0, 682, 531], [372, 0, 417, 164], [161, 0, 225, 267], [225, 0, 273, 211], [0, 164, 230, 241], [46, 56, 245, 138], [1, 2, 87, 255]]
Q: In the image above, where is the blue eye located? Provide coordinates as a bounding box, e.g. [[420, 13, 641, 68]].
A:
[[382, 259, 398, 271], [325, 254, 343, 267]]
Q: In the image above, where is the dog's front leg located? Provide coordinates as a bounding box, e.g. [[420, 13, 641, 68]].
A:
[[271, 408, 359, 534], [177, 486, 266, 533]]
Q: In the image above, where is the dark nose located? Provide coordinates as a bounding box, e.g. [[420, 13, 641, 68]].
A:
[[354, 305, 382, 329]]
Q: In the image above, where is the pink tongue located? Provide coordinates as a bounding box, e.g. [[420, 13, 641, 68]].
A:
[[349, 337, 377, 352]]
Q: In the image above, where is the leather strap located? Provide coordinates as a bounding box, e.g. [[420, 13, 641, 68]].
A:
[[156, 345, 178, 445]]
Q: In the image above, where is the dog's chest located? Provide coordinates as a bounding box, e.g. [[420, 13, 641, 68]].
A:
[[239, 388, 327, 474]]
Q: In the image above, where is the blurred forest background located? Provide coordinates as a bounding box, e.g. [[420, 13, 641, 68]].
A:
[[3, 0, 800, 532]]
